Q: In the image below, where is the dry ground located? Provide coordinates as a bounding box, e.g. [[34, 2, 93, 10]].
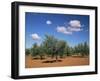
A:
[[25, 55, 89, 68]]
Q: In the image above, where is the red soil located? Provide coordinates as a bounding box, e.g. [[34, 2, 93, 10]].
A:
[[25, 55, 89, 68]]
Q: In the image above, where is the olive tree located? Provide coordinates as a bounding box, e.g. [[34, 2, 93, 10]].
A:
[[31, 43, 40, 58], [42, 34, 58, 59], [25, 48, 31, 55]]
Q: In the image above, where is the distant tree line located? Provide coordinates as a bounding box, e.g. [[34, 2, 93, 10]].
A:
[[25, 35, 89, 61]]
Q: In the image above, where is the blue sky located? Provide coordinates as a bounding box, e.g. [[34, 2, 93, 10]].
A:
[[25, 12, 89, 48]]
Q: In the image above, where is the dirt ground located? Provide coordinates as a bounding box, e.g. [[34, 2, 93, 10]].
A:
[[25, 55, 89, 68]]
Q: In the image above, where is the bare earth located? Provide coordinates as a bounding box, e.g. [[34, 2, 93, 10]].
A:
[[25, 55, 89, 68]]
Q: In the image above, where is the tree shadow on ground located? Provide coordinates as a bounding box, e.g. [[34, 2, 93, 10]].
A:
[[42, 60, 62, 63], [32, 57, 45, 60]]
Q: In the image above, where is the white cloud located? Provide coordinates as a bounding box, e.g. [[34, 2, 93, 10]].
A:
[[56, 21, 82, 35], [31, 33, 41, 40], [46, 20, 52, 25], [67, 27, 83, 32], [56, 26, 72, 34], [56, 20, 83, 35], [56, 26, 66, 32], [63, 31, 72, 34], [66, 20, 83, 32], [69, 20, 81, 28]]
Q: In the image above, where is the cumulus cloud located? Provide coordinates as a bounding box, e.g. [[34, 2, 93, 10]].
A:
[[68, 20, 83, 32], [67, 27, 83, 32], [56, 26, 66, 32], [56, 20, 83, 35], [69, 20, 81, 28], [31, 33, 41, 40], [56, 26, 72, 34], [46, 20, 52, 25]]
